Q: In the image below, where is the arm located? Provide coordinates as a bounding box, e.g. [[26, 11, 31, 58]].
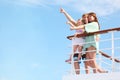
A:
[[67, 21, 75, 27], [70, 25, 85, 30], [60, 8, 77, 25]]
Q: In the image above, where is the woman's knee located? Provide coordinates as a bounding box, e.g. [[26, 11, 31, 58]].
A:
[[73, 45, 79, 52]]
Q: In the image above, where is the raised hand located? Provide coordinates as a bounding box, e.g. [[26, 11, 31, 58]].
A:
[[60, 8, 65, 13]]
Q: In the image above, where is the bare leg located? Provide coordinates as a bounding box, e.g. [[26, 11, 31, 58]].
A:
[[77, 46, 83, 60], [73, 45, 81, 74], [73, 45, 79, 53], [86, 46, 98, 73], [84, 61, 90, 74], [86, 46, 107, 73], [74, 61, 80, 74], [65, 45, 79, 63]]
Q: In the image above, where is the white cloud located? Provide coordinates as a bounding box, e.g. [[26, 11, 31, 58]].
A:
[[53, 0, 120, 16], [20, 0, 48, 7], [1, 0, 120, 16], [1, 0, 49, 8]]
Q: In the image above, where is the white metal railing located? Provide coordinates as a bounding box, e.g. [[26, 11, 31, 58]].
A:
[[65, 27, 120, 75]]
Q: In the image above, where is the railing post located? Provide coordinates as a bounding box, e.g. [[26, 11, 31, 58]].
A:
[[111, 31, 115, 72], [71, 43, 75, 75]]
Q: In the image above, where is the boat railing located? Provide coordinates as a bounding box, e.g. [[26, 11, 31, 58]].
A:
[[66, 27, 120, 75]]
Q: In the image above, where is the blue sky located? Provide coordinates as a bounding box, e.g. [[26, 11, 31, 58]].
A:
[[0, 0, 120, 80]]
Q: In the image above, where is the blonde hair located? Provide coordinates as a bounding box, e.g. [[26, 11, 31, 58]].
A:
[[82, 14, 88, 24]]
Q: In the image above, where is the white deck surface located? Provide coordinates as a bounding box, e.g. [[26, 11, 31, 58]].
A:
[[63, 72, 120, 80]]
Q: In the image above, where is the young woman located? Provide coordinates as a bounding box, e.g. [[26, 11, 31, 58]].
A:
[[71, 12, 107, 74], [60, 8, 86, 74]]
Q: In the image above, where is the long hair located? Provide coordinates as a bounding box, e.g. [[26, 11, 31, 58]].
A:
[[88, 12, 100, 29], [82, 14, 88, 24]]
